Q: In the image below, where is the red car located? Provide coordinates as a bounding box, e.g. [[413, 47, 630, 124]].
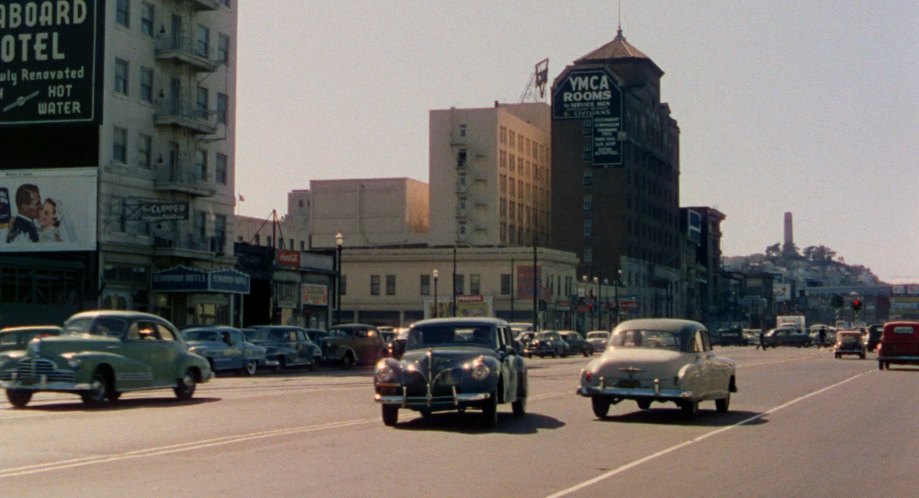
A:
[[877, 321, 919, 370]]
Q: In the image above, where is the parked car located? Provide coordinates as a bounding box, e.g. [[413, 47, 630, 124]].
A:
[[373, 317, 527, 428], [585, 330, 610, 354], [877, 321, 919, 370], [243, 326, 321, 371], [833, 330, 866, 359], [716, 327, 749, 346], [0, 310, 212, 408], [304, 329, 328, 344], [508, 322, 534, 334], [762, 326, 812, 348], [321, 323, 385, 369], [378, 326, 397, 347], [577, 318, 736, 419], [865, 324, 883, 352], [182, 326, 271, 376], [514, 331, 536, 351], [0, 326, 63, 367], [523, 330, 568, 358], [559, 330, 591, 357]]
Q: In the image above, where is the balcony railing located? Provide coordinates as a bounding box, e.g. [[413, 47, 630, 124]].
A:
[[154, 162, 217, 197], [153, 233, 224, 257], [155, 34, 220, 72], [154, 99, 217, 135], [188, 0, 220, 10]]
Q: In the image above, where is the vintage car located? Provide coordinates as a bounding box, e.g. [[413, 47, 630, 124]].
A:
[[243, 326, 321, 371], [877, 321, 919, 370], [321, 323, 385, 369], [523, 330, 568, 358], [716, 327, 749, 346], [373, 317, 527, 428], [0, 326, 63, 370], [559, 330, 591, 357], [387, 328, 410, 360], [182, 326, 272, 376], [585, 330, 610, 354], [577, 318, 736, 419], [761, 326, 812, 348], [0, 310, 212, 408], [833, 330, 866, 359]]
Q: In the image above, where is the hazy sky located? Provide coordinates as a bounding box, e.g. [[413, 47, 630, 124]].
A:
[[235, 1, 919, 283]]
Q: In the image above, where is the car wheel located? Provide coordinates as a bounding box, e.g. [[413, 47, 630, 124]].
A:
[[419, 409, 433, 419], [859, 354, 865, 360], [512, 391, 527, 417], [382, 405, 399, 426], [243, 360, 258, 376], [481, 389, 498, 429], [551, 350, 557, 359], [6, 389, 32, 408], [526, 354, 533, 359], [274, 356, 286, 373], [307, 357, 319, 371], [835, 353, 840, 359], [341, 353, 354, 370], [878, 361, 884, 370], [582, 350, 589, 357], [680, 400, 699, 419], [81, 369, 110, 407], [637, 399, 651, 410], [716, 393, 730, 413], [174, 369, 197, 401], [591, 396, 611, 419]]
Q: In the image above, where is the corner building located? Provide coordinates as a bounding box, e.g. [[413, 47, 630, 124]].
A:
[[550, 29, 682, 318]]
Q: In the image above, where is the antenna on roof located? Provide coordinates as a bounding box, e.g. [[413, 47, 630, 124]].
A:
[[616, 0, 624, 39], [519, 58, 549, 103]]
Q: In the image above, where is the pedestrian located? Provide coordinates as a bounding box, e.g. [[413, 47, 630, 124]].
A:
[[818, 326, 827, 349], [758, 328, 766, 350]]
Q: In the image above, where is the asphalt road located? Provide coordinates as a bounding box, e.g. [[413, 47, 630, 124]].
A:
[[1, 347, 916, 497]]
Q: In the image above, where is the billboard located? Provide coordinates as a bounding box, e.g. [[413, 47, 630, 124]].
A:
[[0, 167, 96, 251], [0, 0, 103, 126], [552, 67, 623, 167]]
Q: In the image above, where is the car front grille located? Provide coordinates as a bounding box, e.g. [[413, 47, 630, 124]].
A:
[[4, 358, 75, 383]]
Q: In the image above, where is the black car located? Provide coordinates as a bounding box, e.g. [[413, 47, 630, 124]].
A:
[[559, 331, 591, 357], [762, 327, 812, 348], [243, 326, 322, 371], [373, 317, 527, 428], [717, 328, 749, 346]]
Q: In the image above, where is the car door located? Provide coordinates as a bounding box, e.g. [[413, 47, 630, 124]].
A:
[[152, 322, 182, 384], [118, 321, 158, 389], [496, 326, 518, 403]]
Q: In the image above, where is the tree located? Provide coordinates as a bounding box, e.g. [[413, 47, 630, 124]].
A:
[[765, 243, 781, 258]]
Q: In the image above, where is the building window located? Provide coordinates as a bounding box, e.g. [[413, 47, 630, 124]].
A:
[[499, 126, 507, 144], [583, 169, 592, 186], [141, 2, 154, 36], [420, 274, 430, 296], [340, 275, 347, 296], [454, 274, 464, 295], [216, 153, 227, 184], [470, 274, 481, 295], [116, 0, 130, 27], [218, 34, 230, 63], [196, 25, 210, 58], [215, 214, 227, 246], [196, 86, 209, 119], [195, 149, 207, 181], [583, 245, 593, 263], [139, 67, 153, 103], [459, 124, 466, 137], [456, 148, 467, 168], [500, 274, 511, 295], [217, 93, 228, 124], [113, 127, 128, 163], [195, 210, 207, 242], [386, 275, 396, 296], [220, 0, 231, 7], [509, 131, 516, 148], [584, 219, 592, 237], [370, 275, 380, 296], [114, 59, 129, 95], [583, 193, 592, 211], [138, 133, 152, 169]]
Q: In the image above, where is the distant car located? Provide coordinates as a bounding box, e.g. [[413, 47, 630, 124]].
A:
[[386, 328, 409, 360], [373, 317, 527, 428], [716, 327, 749, 346], [182, 326, 270, 376], [559, 330, 591, 357], [378, 326, 397, 346], [514, 331, 536, 350], [523, 330, 568, 358], [509, 322, 534, 334], [321, 323, 385, 369], [877, 321, 919, 370], [0, 310, 212, 408], [762, 327, 812, 348], [833, 330, 866, 359], [304, 329, 328, 344], [243, 326, 321, 371], [577, 319, 737, 419], [585, 330, 610, 354]]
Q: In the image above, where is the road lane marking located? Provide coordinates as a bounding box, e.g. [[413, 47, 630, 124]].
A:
[[544, 370, 870, 498], [0, 418, 377, 479]]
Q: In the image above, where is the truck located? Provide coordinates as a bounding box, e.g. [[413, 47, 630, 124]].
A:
[[776, 315, 806, 334]]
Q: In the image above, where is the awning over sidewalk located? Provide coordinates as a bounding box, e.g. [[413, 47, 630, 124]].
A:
[[151, 266, 250, 294]]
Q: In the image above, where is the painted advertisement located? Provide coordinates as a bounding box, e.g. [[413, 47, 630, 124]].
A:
[[0, 167, 96, 251], [552, 67, 623, 166], [302, 283, 329, 306], [0, 0, 103, 125]]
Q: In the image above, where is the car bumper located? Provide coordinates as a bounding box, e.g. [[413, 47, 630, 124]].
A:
[[1, 378, 90, 392], [375, 386, 492, 410], [576, 384, 693, 402], [877, 355, 919, 363]]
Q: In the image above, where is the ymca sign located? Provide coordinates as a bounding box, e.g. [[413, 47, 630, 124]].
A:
[[552, 67, 623, 167]]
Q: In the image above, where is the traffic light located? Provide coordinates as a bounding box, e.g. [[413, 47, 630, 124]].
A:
[[851, 299, 862, 312]]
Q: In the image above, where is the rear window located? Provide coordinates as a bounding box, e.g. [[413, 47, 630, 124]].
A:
[[892, 326, 917, 335]]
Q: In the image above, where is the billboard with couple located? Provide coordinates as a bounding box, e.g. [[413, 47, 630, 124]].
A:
[[0, 167, 97, 251]]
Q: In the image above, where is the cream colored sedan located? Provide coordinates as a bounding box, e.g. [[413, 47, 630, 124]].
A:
[[577, 318, 736, 419]]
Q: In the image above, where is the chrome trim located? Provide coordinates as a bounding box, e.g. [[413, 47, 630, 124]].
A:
[[375, 392, 491, 406], [578, 384, 692, 400]]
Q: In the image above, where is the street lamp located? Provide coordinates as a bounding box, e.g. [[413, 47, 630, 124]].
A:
[[335, 232, 343, 325], [432, 269, 439, 318], [593, 276, 600, 331]]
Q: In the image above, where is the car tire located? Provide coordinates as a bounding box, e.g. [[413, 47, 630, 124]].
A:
[[681, 400, 699, 419], [859, 354, 865, 360], [242, 360, 258, 376], [174, 369, 197, 401], [591, 396, 610, 419], [6, 389, 32, 408], [716, 393, 730, 413], [341, 353, 354, 370], [274, 356, 286, 373], [419, 409, 433, 419], [81, 369, 111, 407], [637, 399, 651, 410], [481, 389, 498, 429], [835, 353, 840, 359], [582, 350, 589, 357], [382, 405, 398, 426]]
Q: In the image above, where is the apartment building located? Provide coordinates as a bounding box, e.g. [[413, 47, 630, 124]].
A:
[[428, 103, 551, 247], [0, 0, 241, 327]]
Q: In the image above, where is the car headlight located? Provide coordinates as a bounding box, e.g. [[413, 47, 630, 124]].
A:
[[27, 340, 41, 355], [60, 352, 82, 368], [374, 363, 396, 383], [464, 358, 491, 381]]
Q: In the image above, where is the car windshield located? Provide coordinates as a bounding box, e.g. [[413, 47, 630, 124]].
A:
[[243, 329, 268, 342], [64, 317, 129, 338], [327, 328, 352, 337], [406, 324, 495, 350], [183, 330, 220, 342], [610, 329, 682, 351], [839, 333, 861, 343], [586, 332, 609, 340]]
